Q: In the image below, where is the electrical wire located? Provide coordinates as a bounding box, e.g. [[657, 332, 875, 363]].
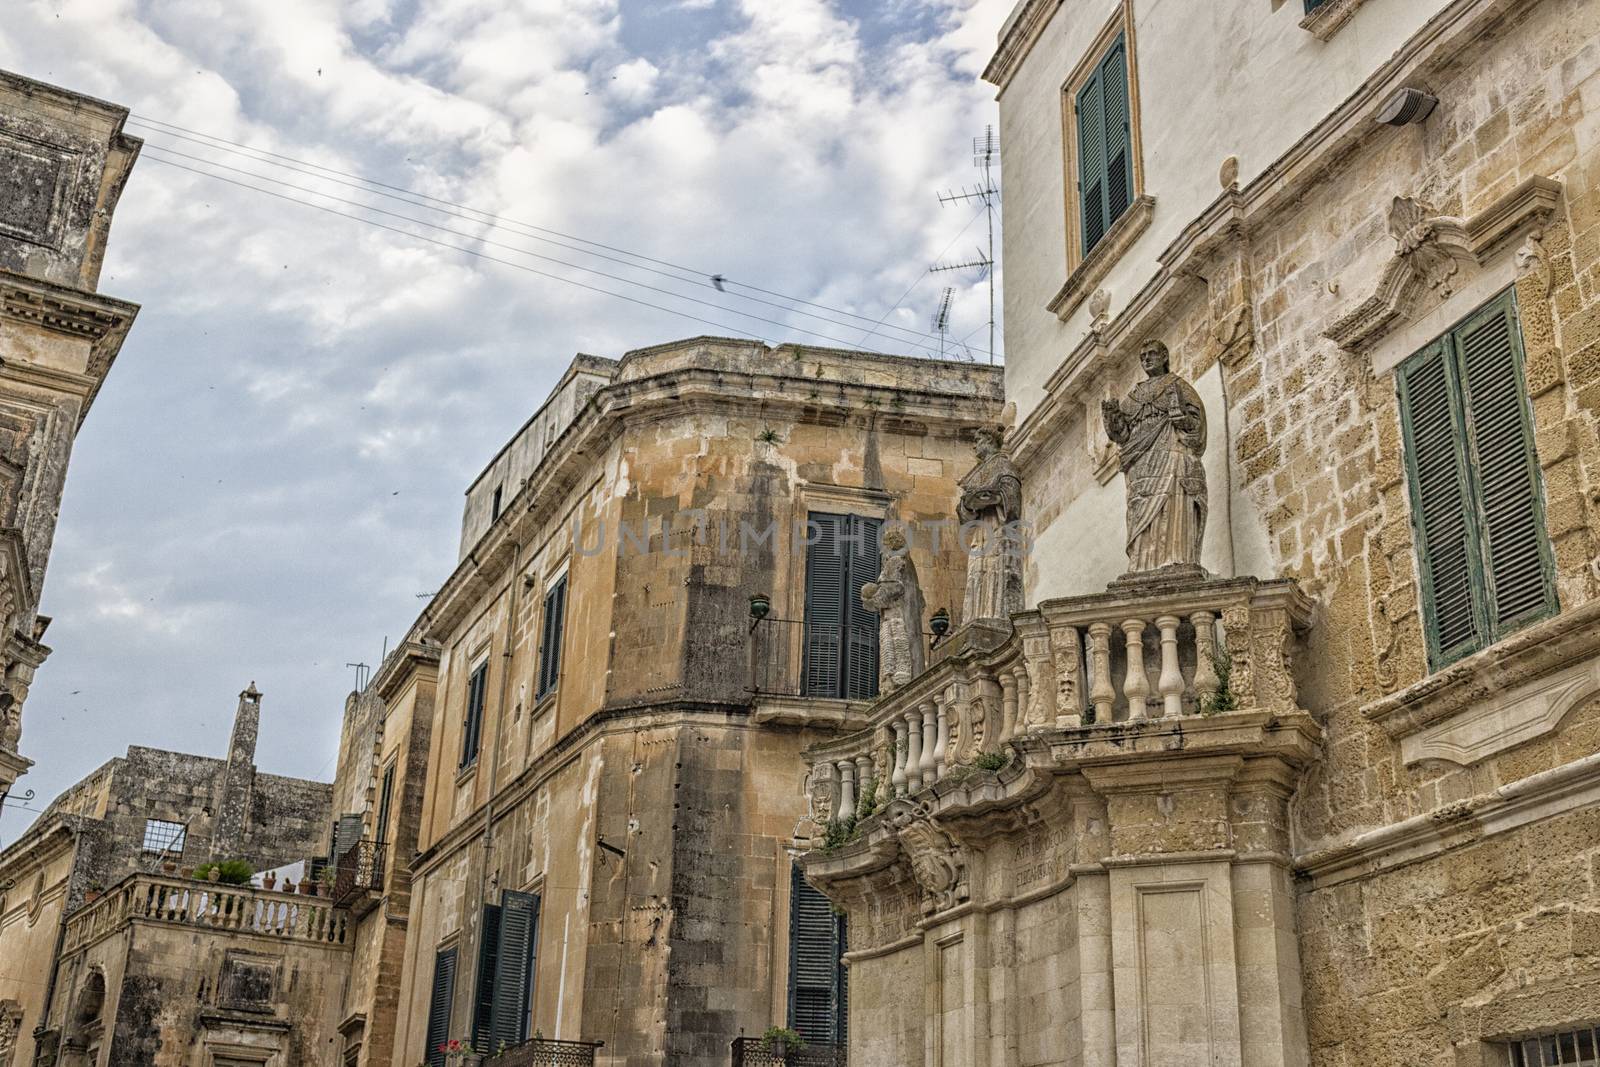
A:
[[125, 114, 979, 353], [140, 142, 945, 355]]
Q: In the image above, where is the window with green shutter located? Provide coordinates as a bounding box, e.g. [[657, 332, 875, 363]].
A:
[[375, 761, 395, 846], [787, 863, 847, 1047], [802, 513, 880, 700], [472, 892, 542, 1051], [1075, 33, 1134, 257], [460, 660, 489, 769], [424, 946, 458, 1067], [1397, 287, 1557, 671], [536, 574, 567, 700]]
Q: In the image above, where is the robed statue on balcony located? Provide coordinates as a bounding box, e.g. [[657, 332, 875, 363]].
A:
[[1102, 339, 1208, 573], [958, 421, 1024, 626], [861, 525, 925, 692]]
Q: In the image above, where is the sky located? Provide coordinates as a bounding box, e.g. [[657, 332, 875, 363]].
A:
[[0, 0, 1010, 844]]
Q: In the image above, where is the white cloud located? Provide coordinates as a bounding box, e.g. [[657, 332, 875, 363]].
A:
[[0, 0, 1013, 839]]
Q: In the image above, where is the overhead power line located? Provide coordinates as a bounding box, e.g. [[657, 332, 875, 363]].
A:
[[124, 114, 976, 354]]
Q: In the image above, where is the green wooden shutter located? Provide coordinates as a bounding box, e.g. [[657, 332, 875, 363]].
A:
[[1399, 339, 1484, 666], [788, 864, 847, 1046], [1452, 293, 1557, 636], [425, 947, 458, 1067], [537, 576, 567, 699], [376, 763, 395, 846], [488, 891, 541, 1049], [461, 662, 488, 767], [473, 904, 502, 1049], [1100, 36, 1133, 229], [1076, 67, 1107, 254], [844, 516, 881, 701], [803, 515, 845, 697], [1399, 288, 1556, 670]]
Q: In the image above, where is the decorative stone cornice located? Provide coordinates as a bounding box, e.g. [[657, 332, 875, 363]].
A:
[[0, 271, 139, 422], [1361, 599, 1600, 764], [1299, 0, 1373, 41], [1323, 177, 1562, 353], [980, 0, 1066, 92], [1296, 750, 1600, 888], [370, 639, 441, 703], [1047, 196, 1156, 322]]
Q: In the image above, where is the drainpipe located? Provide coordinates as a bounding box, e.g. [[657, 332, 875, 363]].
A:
[[480, 535, 524, 904]]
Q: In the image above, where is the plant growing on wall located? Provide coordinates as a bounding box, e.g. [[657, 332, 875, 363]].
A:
[[1199, 650, 1237, 715], [854, 781, 878, 821], [973, 750, 1009, 771], [761, 1027, 806, 1055], [820, 816, 858, 852]]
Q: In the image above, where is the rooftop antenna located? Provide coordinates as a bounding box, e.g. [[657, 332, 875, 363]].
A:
[[346, 661, 371, 690], [931, 288, 955, 359], [932, 125, 1000, 364]]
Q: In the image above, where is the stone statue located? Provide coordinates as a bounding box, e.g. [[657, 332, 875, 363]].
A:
[[1102, 339, 1208, 573], [958, 426, 1024, 625], [860, 526, 925, 693]]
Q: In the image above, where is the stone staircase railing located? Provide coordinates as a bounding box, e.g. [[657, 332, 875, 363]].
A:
[[800, 573, 1311, 828]]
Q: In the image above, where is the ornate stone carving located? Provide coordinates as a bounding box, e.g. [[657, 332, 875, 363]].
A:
[[860, 526, 926, 693], [1088, 287, 1112, 333], [1221, 606, 1255, 708], [1021, 633, 1056, 731], [1102, 340, 1209, 574], [1515, 226, 1552, 297], [895, 816, 967, 914], [0, 999, 21, 1067], [1252, 610, 1299, 711], [1324, 177, 1562, 353], [958, 418, 1024, 625]]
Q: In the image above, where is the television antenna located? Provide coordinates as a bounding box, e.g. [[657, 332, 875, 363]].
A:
[[931, 125, 1000, 364], [931, 288, 955, 359]]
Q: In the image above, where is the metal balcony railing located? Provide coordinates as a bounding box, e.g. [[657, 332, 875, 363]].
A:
[[481, 1038, 604, 1066], [331, 838, 385, 909], [730, 1038, 845, 1066]]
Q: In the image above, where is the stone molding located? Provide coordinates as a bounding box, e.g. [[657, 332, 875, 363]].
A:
[[1296, 749, 1600, 889], [1323, 177, 1562, 354], [1005, 0, 1541, 475], [0, 270, 139, 423], [1047, 196, 1156, 322], [1361, 598, 1600, 763], [980, 0, 1067, 92], [1299, 0, 1373, 41]]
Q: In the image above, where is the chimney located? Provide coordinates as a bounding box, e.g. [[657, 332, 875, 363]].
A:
[[212, 682, 261, 859]]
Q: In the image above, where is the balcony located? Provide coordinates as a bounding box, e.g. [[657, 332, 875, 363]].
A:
[[730, 1037, 846, 1066], [63, 873, 350, 955], [331, 838, 386, 913], [799, 572, 1314, 834], [480, 1038, 604, 1066]]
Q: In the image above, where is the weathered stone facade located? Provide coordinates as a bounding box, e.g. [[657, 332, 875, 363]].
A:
[[797, 1, 1600, 1066], [0, 685, 333, 1067], [321, 338, 1002, 1066], [0, 69, 139, 808]]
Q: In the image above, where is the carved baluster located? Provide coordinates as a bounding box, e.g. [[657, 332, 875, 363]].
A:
[[904, 711, 924, 792], [1013, 664, 1032, 735], [1054, 624, 1084, 727], [854, 754, 874, 815], [1088, 622, 1114, 724], [836, 761, 856, 819], [1156, 615, 1184, 718], [1191, 610, 1220, 712], [999, 671, 1018, 744], [1122, 618, 1150, 719], [933, 696, 949, 778], [891, 720, 908, 797], [920, 702, 938, 784]]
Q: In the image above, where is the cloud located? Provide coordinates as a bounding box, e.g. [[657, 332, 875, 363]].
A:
[[0, 0, 1014, 841]]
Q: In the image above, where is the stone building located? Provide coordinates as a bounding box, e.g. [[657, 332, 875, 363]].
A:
[[796, 1, 1600, 1066], [0, 684, 334, 1066], [0, 70, 140, 808], [321, 338, 1001, 1066]]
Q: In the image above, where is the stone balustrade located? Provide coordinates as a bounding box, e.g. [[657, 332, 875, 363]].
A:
[[799, 572, 1311, 831], [62, 874, 351, 954]]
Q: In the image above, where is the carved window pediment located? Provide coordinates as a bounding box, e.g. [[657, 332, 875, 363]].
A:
[[1325, 178, 1561, 355]]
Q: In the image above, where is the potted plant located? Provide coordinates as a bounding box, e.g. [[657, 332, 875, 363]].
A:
[[437, 1038, 481, 1064], [216, 860, 254, 886], [760, 1026, 806, 1060], [84, 883, 104, 904], [262, 871, 277, 891], [161, 856, 178, 875], [300, 876, 317, 896]]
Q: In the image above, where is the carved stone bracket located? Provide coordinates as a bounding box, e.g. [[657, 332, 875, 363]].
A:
[[1324, 177, 1562, 354]]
